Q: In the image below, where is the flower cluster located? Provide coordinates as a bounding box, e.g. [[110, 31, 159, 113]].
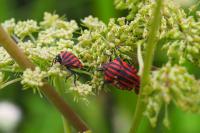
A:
[[69, 81, 93, 102], [144, 64, 200, 127], [163, 14, 200, 66], [37, 12, 78, 47], [0, 47, 13, 67], [21, 67, 47, 88], [114, 0, 141, 19], [48, 63, 69, 77], [14, 20, 39, 39]]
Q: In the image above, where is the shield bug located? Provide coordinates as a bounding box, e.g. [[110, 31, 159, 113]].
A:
[[53, 51, 83, 84], [101, 57, 140, 94]]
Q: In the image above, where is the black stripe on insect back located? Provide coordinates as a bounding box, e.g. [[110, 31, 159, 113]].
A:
[[63, 55, 76, 65], [115, 58, 138, 74], [67, 59, 79, 66], [105, 71, 132, 89], [110, 62, 139, 81], [105, 67, 139, 87], [61, 52, 70, 58], [62, 52, 74, 62], [106, 66, 139, 86], [115, 58, 138, 76], [118, 80, 134, 90], [107, 64, 139, 86]]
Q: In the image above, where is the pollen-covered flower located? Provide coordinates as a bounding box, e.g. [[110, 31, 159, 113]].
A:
[[14, 20, 39, 39], [2, 18, 15, 34], [21, 67, 47, 87]]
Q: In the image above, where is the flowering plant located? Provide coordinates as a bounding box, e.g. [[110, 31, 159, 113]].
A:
[[0, 0, 199, 132]]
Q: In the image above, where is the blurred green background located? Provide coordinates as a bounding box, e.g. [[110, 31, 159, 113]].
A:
[[0, 0, 200, 133]]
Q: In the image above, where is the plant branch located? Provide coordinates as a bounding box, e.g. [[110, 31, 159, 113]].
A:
[[129, 0, 163, 133], [0, 25, 88, 132]]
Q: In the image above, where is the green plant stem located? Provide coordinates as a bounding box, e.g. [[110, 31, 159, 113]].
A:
[[62, 111, 72, 133], [0, 78, 21, 89], [29, 34, 36, 43], [137, 44, 143, 76], [0, 25, 88, 132], [129, 0, 163, 133]]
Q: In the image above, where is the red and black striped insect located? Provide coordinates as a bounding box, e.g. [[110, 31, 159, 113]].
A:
[[54, 51, 83, 69], [101, 57, 140, 94], [53, 51, 83, 84]]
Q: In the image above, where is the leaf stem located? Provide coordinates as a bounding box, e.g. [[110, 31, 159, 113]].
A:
[[137, 43, 143, 76], [129, 0, 163, 133], [0, 78, 21, 89], [29, 34, 36, 43], [62, 115, 72, 133], [0, 26, 88, 132]]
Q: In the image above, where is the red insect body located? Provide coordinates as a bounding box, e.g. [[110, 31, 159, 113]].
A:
[[59, 51, 83, 69], [102, 58, 140, 94]]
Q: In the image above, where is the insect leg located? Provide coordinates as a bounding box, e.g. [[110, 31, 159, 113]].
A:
[[67, 67, 77, 86], [65, 73, 73, 82], [73, 73, 77, 86]]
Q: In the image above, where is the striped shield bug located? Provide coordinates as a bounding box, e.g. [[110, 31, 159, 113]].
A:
[[53, 51, 83, 84], [101, 57, 140, 94]]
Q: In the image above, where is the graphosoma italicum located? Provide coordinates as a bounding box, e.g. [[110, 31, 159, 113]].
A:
[[102, 58, 140, 94], [53, 51, 83, 84]]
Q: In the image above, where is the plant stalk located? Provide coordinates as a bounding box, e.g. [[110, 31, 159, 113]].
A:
[[129, 0, 163, 133], [0, 25, 88, 132]]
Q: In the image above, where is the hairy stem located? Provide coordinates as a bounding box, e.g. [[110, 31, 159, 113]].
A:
[[0, 25, 88, 132], [129, 0, 163, 133]]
